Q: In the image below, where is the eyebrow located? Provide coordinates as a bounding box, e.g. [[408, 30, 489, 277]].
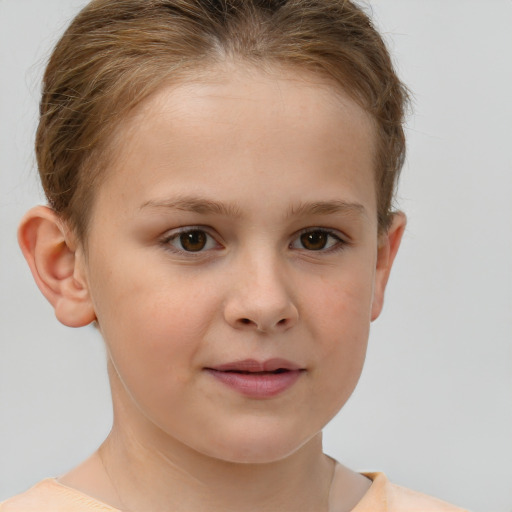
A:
[[140, 196, 366, 220], [140, 196, 243, 218], [286, 200, 367, 219]]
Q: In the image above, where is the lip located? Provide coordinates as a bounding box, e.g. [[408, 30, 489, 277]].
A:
[[204, 358, 304, 398]]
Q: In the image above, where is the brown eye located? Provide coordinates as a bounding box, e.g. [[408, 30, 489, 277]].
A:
[[165, 228, 220, 255], [291, 229, 344, 252], [179, 230, 208, 252], [300, 231, 329, 251]]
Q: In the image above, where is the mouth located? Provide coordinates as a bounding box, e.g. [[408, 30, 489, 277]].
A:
[[221, 369, 290, 375], [204, 359, 305, 398]]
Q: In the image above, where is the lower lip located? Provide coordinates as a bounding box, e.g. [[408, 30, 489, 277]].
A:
[[205, 369, 303, 398]]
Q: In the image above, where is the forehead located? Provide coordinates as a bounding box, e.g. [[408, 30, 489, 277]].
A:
[[94, 63, 377, 221], [115, 62, 374, 151]]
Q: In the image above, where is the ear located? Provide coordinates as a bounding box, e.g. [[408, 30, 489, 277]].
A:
[[18, 205, 96, 327], [370, 212, 406, 321]]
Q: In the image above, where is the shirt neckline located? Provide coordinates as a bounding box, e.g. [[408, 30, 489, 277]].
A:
[[35, 467, 384, 512]]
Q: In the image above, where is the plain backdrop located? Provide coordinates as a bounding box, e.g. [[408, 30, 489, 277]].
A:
[[1, 1, 511, 511]]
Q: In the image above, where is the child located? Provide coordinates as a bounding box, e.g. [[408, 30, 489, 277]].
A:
[[1, 0, 469, 510]]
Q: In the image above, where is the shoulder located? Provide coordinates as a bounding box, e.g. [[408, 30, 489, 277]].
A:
[[353, 472, 470, 512], [0, 479, 119, 512]]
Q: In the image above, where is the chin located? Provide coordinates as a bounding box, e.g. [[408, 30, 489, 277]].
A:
[[197, 422, 318, 465]]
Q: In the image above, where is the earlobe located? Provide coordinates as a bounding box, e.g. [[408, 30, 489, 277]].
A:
[[18, 205, 96, 327], [370, 212, 406, 321]]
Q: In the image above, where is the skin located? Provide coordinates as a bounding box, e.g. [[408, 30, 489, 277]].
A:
[[19, 63, 405, 511]]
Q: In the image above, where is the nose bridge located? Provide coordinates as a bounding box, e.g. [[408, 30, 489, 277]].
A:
[[224, 244, 298, 333]]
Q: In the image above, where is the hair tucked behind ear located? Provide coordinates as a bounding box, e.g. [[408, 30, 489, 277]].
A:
[[37, 0, 409, 243]]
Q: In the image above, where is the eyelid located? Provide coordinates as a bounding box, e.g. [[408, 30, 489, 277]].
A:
[[290, 227, 348, 252], [159, 225, 348, 255], [160, 226, 222, 254]]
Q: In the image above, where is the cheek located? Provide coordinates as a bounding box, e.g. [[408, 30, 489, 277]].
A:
[[302, 268, 374, 411], [310, 282, 371, 372], [90, 261, 219, 393], [305, 262, 375, 344]]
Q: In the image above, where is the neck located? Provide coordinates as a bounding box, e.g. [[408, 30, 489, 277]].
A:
[[98, 422, 334, 512]]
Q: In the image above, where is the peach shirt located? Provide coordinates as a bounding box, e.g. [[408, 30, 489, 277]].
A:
[[1, 467, 468, 511]]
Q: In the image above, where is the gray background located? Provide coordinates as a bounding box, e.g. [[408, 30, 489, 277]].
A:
[[1, 1, 511, 511]]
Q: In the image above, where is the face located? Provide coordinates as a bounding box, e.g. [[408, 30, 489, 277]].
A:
[[80, 64, 388, 463]]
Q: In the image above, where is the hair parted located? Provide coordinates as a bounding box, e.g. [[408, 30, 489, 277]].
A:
[[37, 0, 409, 241]]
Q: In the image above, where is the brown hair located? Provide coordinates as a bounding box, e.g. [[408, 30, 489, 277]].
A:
[[37, 0, 409, 241]]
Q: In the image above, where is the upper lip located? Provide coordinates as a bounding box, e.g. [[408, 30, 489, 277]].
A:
[[207, 358, 302, 372]]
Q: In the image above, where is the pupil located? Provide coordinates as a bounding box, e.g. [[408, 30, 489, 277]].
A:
[[180, 231, 207, 251], [301, 231, 327, 250]]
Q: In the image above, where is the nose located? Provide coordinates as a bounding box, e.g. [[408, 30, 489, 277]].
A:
[[223, 256, 299, 334]]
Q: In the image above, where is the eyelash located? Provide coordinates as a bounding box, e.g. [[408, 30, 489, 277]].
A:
[[160, 227, 221, 256], [291, 228, 347, 253], [160, 227, 347, 255]]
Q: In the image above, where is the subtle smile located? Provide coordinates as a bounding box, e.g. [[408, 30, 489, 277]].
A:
[[204, 359, 305, 398]]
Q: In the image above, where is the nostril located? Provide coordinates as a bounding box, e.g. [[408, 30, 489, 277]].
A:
[[233, 315, 295, 331]]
